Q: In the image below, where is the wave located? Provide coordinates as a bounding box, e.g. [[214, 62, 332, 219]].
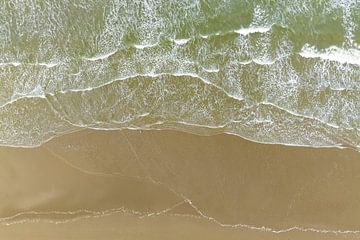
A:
[[0, 0, 359, 149], [234, 26, 272, 35], [2, 56, 359, 118], [82, 50, 118, 61], [300, 44, 360, 65], [0, 74, 358, 151]]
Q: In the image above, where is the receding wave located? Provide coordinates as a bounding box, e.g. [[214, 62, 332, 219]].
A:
[[0, 74, 358, 150]]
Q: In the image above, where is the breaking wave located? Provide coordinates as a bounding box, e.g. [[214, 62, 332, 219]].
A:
[[0, 0, 359, 150]]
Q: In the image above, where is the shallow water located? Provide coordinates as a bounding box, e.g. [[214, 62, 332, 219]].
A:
[[0, 0, 359, 148]]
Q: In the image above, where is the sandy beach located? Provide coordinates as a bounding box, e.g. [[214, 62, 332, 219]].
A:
[[0, 129, 359, 239]]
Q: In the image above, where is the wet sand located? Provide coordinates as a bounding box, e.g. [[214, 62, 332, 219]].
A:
[[0, 129, 360, 239], [2, 213, 360, 240]]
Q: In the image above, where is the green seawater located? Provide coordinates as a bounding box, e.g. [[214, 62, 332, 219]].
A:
[[0, 0, 359, 149]]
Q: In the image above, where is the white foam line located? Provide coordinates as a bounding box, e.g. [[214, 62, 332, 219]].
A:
[[234, 26, 272, 35], [140, 177, 360, 235], [201, 67, 220, 73], [1, 172, 358, 234], [82, 49, 118, 61], [1, 118, 357, 151], [140, 201, 186, 218], [198, 23, 277, 39], [299, 44, 360, 65], [149, 121, 357, 151], [37, 62, 59, 68], [0, 95, 45, 109], [0, 62, 21, 67], [2, 199, 360, 235], [179, 195, 360, 235], [0, 74, 357, 150], [253, 58, 276, 65], [133, 42, 159, 49], [259, 101, 358, 132], [0, 62, 60, 68], [0, 207, 139, 226], [173, 38, 190, 45], [154, 96, 356, 134], [54, 72, 244, 103]]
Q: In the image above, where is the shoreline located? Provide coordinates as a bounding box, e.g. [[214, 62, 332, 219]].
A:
[[0, 129, 359, 238]]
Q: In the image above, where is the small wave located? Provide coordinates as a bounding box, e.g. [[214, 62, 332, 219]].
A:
[[201, 67, 220, 73], [199, 24, 278, 39], [37, 62, 59, 68], [0, 85, 46, 109], [234, 26, 272, 35], [0, 62, 21, 67], [82, 49, 118, 61], [51, 72, 244, 103], [173, 38, 190, 45], [0, 62, 59, 68], [139, 121, 356, 151], [259, 101, 343, 130], [252, 58, 276, 65], [299, 44, 360, 65], [133, 42, 159, 49]]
